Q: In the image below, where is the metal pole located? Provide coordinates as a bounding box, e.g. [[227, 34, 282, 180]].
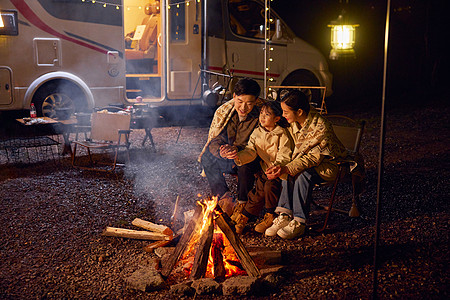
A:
[[263, 0, 268, 99], [373, 0, 391, 298]]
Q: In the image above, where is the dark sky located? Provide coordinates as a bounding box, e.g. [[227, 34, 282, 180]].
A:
[[271, 0, 446, 109]]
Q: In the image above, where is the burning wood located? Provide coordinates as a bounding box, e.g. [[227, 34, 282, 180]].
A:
[[214, 205, 261, 278], [161, 205, 204, 278], [211, 233, 226, 280], [161, 197, 261, 280]]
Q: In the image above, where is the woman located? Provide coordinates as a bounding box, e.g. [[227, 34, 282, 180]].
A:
[[264, 90, 347, 239]]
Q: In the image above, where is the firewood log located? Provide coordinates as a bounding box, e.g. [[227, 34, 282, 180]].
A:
[[131, 218, 173, 236], [102, 227, 171, 240]]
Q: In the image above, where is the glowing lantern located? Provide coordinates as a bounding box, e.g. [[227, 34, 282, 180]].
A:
[[328, 12, 358, 60]]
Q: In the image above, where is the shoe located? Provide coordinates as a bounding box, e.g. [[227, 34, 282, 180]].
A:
[[234, 214, 249, 234], [218, 192, 234, 216], [254, 213, 275, 233], [277, 220, 306, 239], [265, 213, 292, 237], [230, 202, 246, 222]]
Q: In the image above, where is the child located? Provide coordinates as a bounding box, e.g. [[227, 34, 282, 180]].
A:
[[231, 100, 292, 234], [265, 90, 347, 239]]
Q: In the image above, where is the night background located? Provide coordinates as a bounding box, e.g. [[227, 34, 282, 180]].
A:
[[272, 0, 446, 111], [0, 0, 448, 298]]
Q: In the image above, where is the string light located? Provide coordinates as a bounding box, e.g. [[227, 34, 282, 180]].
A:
[[167, 0, 196, 10], [80, 0, 122, 9], [80, 0, 200, 10]]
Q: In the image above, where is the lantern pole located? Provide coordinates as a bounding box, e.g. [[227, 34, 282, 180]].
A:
[[373, 0, 391, 298], [263, 0, 268, 99]]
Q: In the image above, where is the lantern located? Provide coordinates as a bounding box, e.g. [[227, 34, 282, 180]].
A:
[[328, 12, 358, 60]]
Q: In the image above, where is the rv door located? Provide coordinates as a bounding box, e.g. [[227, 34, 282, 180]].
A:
[[166, 0, 202, 99]]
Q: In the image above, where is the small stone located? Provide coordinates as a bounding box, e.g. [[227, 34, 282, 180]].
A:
[[125, 267, 166, 292], [170, 281, 195, 296], [191, 278, 221, 295], [222, 276, 258, 296]]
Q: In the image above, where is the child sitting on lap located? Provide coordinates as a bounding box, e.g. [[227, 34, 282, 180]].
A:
[[230, 100, 292, 234]]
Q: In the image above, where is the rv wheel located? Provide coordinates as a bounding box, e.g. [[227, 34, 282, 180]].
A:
[[32, 80, 86, 118]]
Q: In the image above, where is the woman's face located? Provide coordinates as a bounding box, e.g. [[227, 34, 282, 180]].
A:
[[281, 102, 301, 124]]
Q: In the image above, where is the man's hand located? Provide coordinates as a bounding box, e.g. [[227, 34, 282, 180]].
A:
[[265, 165, 288, 180], [219, 145, 238, 159]]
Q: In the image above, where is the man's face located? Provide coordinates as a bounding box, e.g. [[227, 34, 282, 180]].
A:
[[234, 94, 257, 118]]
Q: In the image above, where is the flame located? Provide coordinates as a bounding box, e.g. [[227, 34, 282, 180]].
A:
[[198, 196, 217, 235], [180, 196, 246, 278]]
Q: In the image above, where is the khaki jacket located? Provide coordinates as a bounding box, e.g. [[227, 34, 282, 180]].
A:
[[198, 98, 263, 162], [286, 110, 347, 181], [235, 125, 292, 180]]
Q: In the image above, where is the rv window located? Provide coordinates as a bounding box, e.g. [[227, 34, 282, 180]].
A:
[[37, 0, 121, 26], [169, 0, 186, 42], [0, 10, 18, 36], [228, 0, 275, 39]]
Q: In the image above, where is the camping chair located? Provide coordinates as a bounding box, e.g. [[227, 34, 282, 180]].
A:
[[310, 115, 366, 232], [71, 112, 131, 173]]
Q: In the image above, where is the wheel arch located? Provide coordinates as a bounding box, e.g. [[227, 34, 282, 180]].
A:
[[281, 69, 321, 86], [23, 72, 95, 109]]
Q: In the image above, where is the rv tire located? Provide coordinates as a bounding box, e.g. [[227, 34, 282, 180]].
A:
[[280, 71, 321, 107], [31, 80, 87, 118]]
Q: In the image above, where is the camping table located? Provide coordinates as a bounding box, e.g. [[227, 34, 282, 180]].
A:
[[15, 117, 89, 156], [3, 117, 62, 163]]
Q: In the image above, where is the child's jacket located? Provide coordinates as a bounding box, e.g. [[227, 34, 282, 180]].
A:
[[234, 125, 292, 180]]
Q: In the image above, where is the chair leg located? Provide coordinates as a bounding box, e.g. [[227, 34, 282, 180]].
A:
[[71, 143, 78, 167], [111, 147, 119, 172], [349, 175, 361, 217], [318, 167, 343, 232], [86, 148, 95, 165]]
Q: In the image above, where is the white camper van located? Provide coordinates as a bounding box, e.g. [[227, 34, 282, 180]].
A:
[[0, 0, 332, 118]]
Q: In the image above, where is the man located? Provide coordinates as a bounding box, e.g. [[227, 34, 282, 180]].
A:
[[199, 78, 262, 217]]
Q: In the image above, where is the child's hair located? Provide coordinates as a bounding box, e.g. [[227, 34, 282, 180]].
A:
[[233, 78, 261, 97], [280, 90, 310, 115], [261, 100, 289, 128]]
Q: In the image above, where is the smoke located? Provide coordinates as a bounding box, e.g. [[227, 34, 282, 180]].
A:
[[125, 125, 211, 226]]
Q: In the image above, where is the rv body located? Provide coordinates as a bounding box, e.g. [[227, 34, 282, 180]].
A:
[[0, 0, 332, 117]]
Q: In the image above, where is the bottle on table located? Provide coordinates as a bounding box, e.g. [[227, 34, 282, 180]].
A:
[[30, 103, 37, 118]]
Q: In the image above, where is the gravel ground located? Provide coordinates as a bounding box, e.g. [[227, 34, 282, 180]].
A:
[[0, 102, 448, 299]]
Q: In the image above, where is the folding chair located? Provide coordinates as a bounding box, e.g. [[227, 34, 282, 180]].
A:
[[71, 112, 131, 173], [311, 115, 366, 232]]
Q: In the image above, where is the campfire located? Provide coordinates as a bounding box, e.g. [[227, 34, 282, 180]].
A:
[[161, 197, 260, 280]]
